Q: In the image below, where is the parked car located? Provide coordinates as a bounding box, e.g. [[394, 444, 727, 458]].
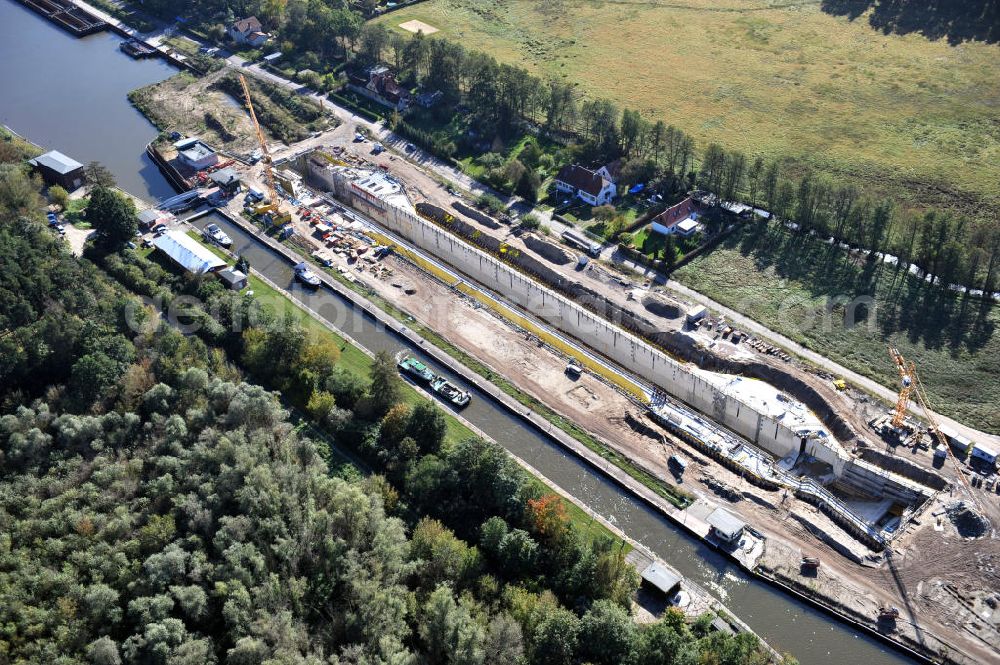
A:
[[372, 142, 384, 155], [293, 262, 321, 289], [405, 143, 416, 153], [202, 223, 232, 248], [151, 223, 168, 236]]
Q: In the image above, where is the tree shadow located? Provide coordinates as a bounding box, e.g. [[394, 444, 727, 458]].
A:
[[720, 226, 995, 353], [821, 0, 1000, 45]]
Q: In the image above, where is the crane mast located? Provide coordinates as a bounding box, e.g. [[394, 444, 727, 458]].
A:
[[238, 74, 287, 223], [888, 346, 982, 515]]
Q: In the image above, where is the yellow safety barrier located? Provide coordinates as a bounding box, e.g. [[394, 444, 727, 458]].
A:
[[368, 229, 649, 403]]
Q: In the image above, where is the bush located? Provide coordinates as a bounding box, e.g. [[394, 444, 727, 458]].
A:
[[48, 185, 69, 209], [477, 194, 505, 216], [519, 213, 540, 230]]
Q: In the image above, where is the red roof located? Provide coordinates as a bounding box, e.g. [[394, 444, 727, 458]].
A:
[[556, 164, 609, 198], [652, 197, 698, 230], [232, 16, 262, 34]]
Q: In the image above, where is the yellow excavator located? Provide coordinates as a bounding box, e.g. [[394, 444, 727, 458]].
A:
[[238, 73, 291, 226]]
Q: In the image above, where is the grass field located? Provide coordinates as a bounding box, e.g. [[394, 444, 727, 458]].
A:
[[671, 223, 1000, 433], [376, 0, 999, 221]]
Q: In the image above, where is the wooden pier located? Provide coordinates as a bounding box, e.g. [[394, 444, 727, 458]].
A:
[[18, 0, 106, 36]]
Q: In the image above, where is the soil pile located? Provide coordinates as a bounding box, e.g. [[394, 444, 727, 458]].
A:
[[523, 234, 572, 265], [946, 501, 991, 538]]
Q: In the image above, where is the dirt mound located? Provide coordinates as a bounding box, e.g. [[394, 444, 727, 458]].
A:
[[946, 501, 991, 538], [640, 291, 683, 319], [523, 234, 572, 265], [452, 201, 502, 229]]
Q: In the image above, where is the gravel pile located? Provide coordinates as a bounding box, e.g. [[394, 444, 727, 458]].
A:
[[946, 501, 991, 538]]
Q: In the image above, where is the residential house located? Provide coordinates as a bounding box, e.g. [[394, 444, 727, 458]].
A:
[[28, 150, 85, 190], [650, 196, 702, 237], [229, 17, 269, 46], [348, 66, 411, 111], [554, 164, 616, 206], [595, 159, 622, 184]]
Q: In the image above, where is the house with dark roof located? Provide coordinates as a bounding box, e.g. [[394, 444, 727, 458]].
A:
[[596, 159, 622, 184], [229, 17, 269, 46], [554, 164, 616, 206], [650, 196, 703, 237], [347, 66, 411, 111], [28, 150, 85, 190]]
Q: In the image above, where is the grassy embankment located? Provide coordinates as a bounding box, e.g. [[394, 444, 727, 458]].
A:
[[187, 231, 626, 545], [672, 223, 1000, 434], [377, 0, 1000, 227], [128, 70, 332, 152]]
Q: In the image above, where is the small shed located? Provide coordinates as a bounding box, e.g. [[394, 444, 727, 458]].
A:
[[686, 305, 707, 324], [210, 167, 241, 192], [707, 508, 746, 545], [217, 268, 248, 291], [29, 150, 85, 190], [640, 562, 682, 599]]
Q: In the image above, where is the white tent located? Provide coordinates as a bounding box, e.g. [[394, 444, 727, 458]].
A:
[[152, 230, 227, 274]]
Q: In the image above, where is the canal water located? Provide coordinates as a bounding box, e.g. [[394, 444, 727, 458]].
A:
[[0, 0, 177, 200], [0, 2, 914, 662]]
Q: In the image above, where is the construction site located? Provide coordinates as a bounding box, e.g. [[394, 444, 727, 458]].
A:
[[136, 74, 1000, 663]]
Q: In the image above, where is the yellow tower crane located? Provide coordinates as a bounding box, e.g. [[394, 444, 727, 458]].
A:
[[888, 346, 983, 514], [888, 346, 915, 429], [238, 74, 290, 225]]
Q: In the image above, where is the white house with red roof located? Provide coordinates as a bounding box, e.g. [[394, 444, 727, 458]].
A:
[[554, 164, 616, 206], [651, 197, 703, 237], [229, 17, 270, 47]]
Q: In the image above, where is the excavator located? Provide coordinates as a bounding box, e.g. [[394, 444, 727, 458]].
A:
[[238, 73, 291, 226], [888, 346, 983, 515]]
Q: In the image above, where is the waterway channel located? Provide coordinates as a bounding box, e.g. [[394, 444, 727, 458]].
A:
[[0, 2, 915, 662], [0, 0, 177, 200]]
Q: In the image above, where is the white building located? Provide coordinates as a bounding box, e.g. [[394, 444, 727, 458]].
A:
[[173, 138, 218, 171], [152, 230, 227, 275], [707, 508, 746, 545], [554, 164, 616, 206]]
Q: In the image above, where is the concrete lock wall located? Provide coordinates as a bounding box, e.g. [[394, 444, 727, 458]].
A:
[[335, 191, 930, 506], [370, 201, 823, 460]]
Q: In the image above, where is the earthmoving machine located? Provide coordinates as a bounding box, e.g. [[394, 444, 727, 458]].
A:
[[888, 346, 984, 516], [238, 73, 291, 226]]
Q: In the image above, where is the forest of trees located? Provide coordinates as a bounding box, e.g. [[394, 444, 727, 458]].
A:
[[0, 141, 776, 663]]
